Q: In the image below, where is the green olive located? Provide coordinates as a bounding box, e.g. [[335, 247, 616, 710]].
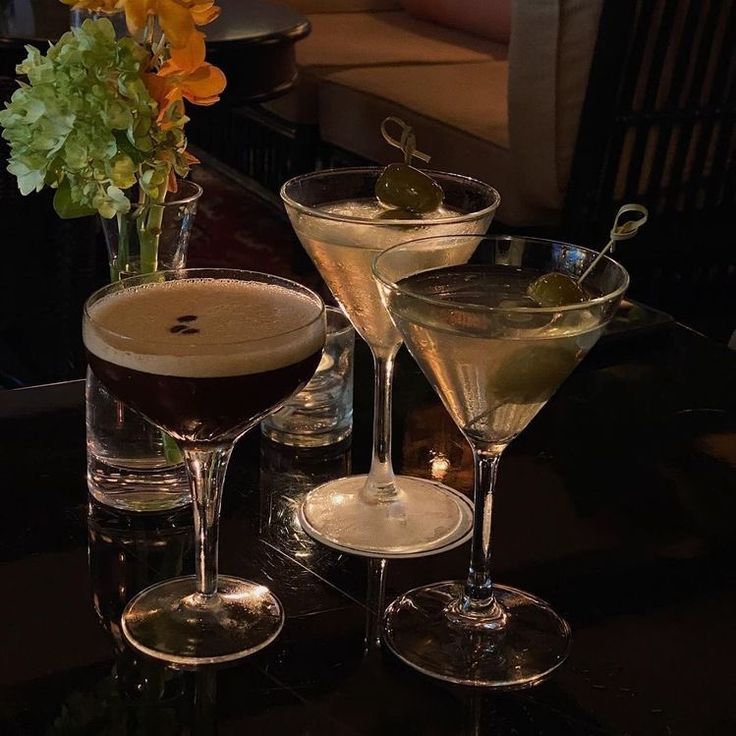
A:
[[375, 163, 444, 214], [527, 272, 587, 307], [492, 345, 579, 405]]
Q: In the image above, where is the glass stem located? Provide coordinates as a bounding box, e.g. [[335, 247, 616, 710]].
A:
[[462, 446, 503, 612], [363, 346, 400, 503], [182, 445, 233, 597]]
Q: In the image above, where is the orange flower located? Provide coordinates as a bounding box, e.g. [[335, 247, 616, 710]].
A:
[[120, 0, 220, 48], [145, 54, 226, 124]]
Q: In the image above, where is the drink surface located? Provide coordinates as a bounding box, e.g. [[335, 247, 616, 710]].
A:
[[84, 278, 325, 377], [291, 198, 487, 350], [389, 264, 605, 447], [84, 278, 325, 443]]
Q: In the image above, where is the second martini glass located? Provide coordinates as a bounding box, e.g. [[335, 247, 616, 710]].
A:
[[281, 168, 499, 557], [374, 235, 629, 686]]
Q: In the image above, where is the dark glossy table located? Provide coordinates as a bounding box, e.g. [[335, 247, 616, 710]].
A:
[[0, 0, 310, 102], [1, 325, 735, 735]]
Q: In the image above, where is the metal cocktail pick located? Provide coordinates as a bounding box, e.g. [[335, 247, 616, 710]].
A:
[[380, 116, 431, 165], [577, 203, 649, 284]]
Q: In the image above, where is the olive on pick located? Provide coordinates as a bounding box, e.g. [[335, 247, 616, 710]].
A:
[[527, 272, 587, 308], [375, 163, 444, 214]]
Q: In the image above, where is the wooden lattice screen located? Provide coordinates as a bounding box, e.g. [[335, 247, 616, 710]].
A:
[[563, 0, 735, 341]]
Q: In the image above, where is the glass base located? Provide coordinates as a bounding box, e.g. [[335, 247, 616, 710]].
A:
[[298, 475, 473, 558], [87, 458, 191, 513], [121, 575, 284, 667], [383, 582, 571, 688]]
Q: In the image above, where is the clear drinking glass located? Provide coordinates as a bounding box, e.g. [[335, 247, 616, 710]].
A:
[[83, 268, 326, 666], [281, 168, 499, 557], [87, 180, 203, 512], [261, 306, 355, 447], [374, 235, 629, 687]]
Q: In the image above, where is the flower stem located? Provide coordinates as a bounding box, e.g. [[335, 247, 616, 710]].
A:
[[110, 211, 129, 281], [136, 166, 170, 274]]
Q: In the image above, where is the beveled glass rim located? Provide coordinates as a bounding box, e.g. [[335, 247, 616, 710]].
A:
[[324, 305, 354, 339], [280, 167, 501, 227], [373, 235, 630, 314], [84, 267, 325, 347]]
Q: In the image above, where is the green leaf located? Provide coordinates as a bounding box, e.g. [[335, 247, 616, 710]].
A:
[[53, 179, 96, 218]]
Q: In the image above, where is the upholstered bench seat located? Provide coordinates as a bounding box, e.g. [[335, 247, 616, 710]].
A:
[[264, 10, 507, 123]]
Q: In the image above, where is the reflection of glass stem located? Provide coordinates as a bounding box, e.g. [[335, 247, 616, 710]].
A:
[[465, 693, 483, 736], [193, 670, 218, 736], [364, 558, 387, 654]]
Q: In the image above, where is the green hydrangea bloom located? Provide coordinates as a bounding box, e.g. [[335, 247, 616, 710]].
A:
[[0, 18, 190, 219]]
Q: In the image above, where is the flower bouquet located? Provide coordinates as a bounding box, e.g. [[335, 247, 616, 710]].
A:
[[0, 0, 228, 511], [0, 0, 226, 276]]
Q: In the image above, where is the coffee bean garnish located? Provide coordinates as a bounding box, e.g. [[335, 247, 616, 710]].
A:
[[181, 327, 200, 335], [177, 314, 198, 323], [169, 325, 188, 333]]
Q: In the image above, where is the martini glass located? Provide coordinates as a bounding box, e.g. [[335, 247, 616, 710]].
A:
[[374, 235, 628, 686], [83, 268, 326, 666], [281, 168, 499, 557]]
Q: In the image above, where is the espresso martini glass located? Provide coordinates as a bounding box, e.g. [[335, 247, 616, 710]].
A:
[[83, 268, 326, 666], [374, 235, 629, 686], [281, 168, 499, 557]]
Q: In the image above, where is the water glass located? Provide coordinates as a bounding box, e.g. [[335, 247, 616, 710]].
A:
[[261, 306, 354, 447]]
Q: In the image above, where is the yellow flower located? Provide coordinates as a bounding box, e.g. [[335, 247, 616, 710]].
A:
[[120, 0, 220, 48]]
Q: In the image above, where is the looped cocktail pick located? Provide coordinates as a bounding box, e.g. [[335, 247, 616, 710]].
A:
[[577, 203, 648, 285], [380, 116, 431, 166]]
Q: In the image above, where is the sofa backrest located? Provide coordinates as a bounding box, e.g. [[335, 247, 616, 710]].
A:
[[399, 0, 511, 44], [509, 0, 603, 215]]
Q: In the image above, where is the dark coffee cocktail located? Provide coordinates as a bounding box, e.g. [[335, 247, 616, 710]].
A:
[[84, 277, 324, 444]]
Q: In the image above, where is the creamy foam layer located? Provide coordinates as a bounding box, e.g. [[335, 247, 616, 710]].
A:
[[84, 278, 324, 377]]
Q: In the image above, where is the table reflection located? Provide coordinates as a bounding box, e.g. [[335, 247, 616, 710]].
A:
[[400, 402, 473, 493], [259, 437, 351, 558], [84, 503, 193, 731]]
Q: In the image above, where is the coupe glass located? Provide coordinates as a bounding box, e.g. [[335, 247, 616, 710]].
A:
[[83, 268, 326, 666], [281, 168, 499, 557], [374, 235, 628, 686]]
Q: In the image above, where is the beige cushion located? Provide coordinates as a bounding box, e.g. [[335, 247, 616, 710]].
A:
[[400, 0, 511, 44], [264, 10, 507, 123], [317, 62, 549, 225], [297, 11, 507, 68]]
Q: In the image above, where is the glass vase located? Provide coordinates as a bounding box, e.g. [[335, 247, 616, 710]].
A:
[[70, 8, 129, 38], [86, 180, 202, 512]]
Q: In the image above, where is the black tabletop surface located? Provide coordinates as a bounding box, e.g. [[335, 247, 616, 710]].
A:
[[1, 324, 735, 735]]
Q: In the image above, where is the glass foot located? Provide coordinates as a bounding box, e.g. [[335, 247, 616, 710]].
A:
[[299, 475, 473, 558], [383, 582, 570, 688], [122, 575, 284, 667]]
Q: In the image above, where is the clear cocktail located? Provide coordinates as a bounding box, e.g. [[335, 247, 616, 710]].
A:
[[374, 235, 628, 686], [282, 168, 499, 557]]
